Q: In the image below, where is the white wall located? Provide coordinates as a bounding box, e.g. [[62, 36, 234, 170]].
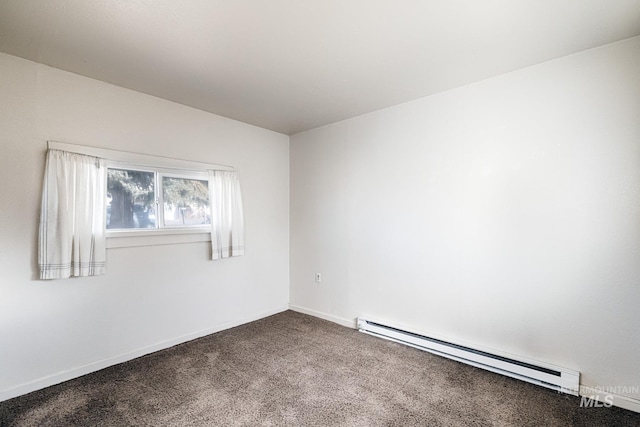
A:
[[291, 36, 640, 404], [0, 53, 289, 400]]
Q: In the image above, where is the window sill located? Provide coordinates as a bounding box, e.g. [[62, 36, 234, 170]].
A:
[[106, 230, 211, 248]]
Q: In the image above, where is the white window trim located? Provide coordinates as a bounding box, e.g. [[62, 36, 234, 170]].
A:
[[49, 141, 234, 249], [105, 232, 211, 249]]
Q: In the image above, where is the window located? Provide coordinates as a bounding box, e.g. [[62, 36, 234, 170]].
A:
[[107, 168, 156, 229], [161, 176, 210, 227], [106, 166, 211, 232], [44, 141, 244, 258]]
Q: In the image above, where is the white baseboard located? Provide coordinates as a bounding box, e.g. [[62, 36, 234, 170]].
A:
[[579, 385, 640, 414], [289, 304, 356, 328], [0, 305, 289, 403]]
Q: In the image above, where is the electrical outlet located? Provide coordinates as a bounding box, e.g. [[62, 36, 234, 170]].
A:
[[315, 272, 322, 283]]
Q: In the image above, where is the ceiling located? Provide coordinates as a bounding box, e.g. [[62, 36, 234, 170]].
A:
[[1, 1, 639, 135]]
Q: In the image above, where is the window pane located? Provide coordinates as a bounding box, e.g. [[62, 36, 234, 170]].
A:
[[162, 177, 210, 227], [106, 169, 156, 229]]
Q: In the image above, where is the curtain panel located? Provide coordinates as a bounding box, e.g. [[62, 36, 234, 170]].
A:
[[39, 149, 107, 279], [208, 170, 245, 260]]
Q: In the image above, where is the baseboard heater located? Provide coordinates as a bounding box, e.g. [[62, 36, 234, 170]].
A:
[[357, 317, 579, 396]]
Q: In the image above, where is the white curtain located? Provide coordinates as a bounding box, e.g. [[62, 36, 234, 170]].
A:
[[208, 170, 245, 260], [39, 149, 106, 279]]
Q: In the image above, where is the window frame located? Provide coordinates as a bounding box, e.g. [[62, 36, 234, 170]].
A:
[[105, 164, 158, 234], [157, 171, 212, 230], [105, 161, 212, 237]]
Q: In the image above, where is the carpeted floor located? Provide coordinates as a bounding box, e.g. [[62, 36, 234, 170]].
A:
[[1, 311, 639, 426]]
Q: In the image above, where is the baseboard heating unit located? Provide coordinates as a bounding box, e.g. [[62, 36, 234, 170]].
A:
[[357, 317, 579, 396]]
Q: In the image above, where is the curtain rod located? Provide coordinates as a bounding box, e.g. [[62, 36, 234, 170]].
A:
[[48, 141, 235, 172]]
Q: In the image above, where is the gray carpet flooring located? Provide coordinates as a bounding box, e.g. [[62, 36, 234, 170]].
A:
[[1, 311, 639, 426]]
